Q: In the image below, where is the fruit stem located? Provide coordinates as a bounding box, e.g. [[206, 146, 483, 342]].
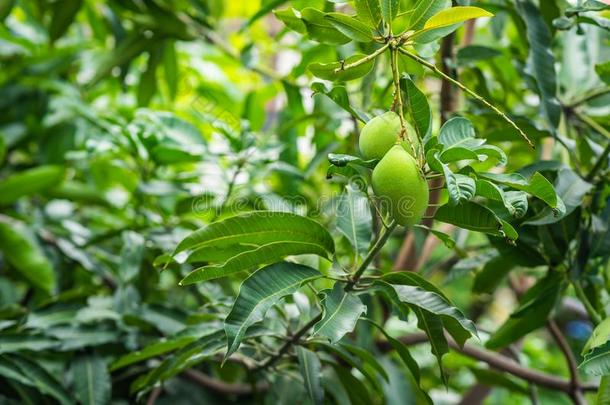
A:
[[333, 43, 390, 74], [390, 46, 420, 164], [398, 47, 535, 149]]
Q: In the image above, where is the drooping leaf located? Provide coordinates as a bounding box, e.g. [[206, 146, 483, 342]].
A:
[[597, 376, 610, 404], [476, 180, 529, 218], [336, 184, 372, 258], [1, 354, 73, 405], [381, 274, 478, 345], [341, 342, 389, 381], [71, 355, 111, 405], [297, 347, 324, 405], [325, 13, 374, 42], [524, 169, 592, 225], [516, 0, 561, 129], [0, 216, 56, 294], [309, 53, 376, 82], [400, 75, 432, 140], [434, 201, 517, 241], [48, 0, 83, 43], [427, 151, 476, 205], [479, 171, 559, 209], [224, 262, 321, 358], [273, 8, 307, 33], [301, 8, 351, 45], [486, 272, 563, 350], [0, 165, 64, 206], [311, 82, 370, 123], [314, 283, 366, 343], [317, 342, 382, 392], [110, 335, 199, 371]]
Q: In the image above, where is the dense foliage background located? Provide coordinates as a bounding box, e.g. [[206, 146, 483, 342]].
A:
[[1, 0, 610, 404]]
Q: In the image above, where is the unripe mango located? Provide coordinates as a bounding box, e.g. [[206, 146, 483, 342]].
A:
[[372, 145, 429, 227], [359, 111, 419, 160]]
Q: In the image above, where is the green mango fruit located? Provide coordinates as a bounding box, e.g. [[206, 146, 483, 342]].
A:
[[372, 145, 429, 227], [359, 111, 419, 160]]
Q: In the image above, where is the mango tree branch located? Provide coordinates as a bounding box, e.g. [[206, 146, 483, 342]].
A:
[[398, 47, 535, 149], [334, 43, 389, 74], [388, 332, 598, 394], [547, 320, 586, 405]]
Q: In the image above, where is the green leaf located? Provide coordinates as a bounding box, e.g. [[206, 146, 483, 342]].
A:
[[355, 0, 382, 28], [48, 0, 83, 43], [476, 180, 529, 218], [400, 75, 432, 140], [595, 61, 610, 85], [309, 53, 375, 82], [486, 272, 563, 350], [380, 0, 399, 25], [516, 0, 561, 129], [311, 82, 370, 123], [427, 151, 475, 205], [336, 184, 372, 258], [137, 46, 162, 107], [579, 341, 610, 376], [422, 6, 493, 30], [1, 354, 73, 405], [273, 8, 307, 33], [71, 355, 111, 405], [297, 347, 324, 405], [364, 319, 431, 403], [434, 201, 517, 241], [328, 153, 376, 169], [0, 216, 56, 294], [317, 342, 382, 392], [524, 169, 591, 225], [0, 334, 59, 353], [584, 318, 610, 355], [110, 335, 198, 370], [380, 274, 478, 345], [340, 342, 389, 381], [479, 172, 559, 209], [325, 13, 374, 42], [457, 45, 502, 64], [0, 165, 64, 206], [174, 211, 334, 259], [438, 117, 479, 148], [301, 8, 351, 45], [598, 375, 610, 404], [314, 283, 366, 343], [180, 241, 329, 285], [408, 0, 451, 30], [224, 262, 321, 358], [130, 331, 226, 393], [413, 307, 449, 384]]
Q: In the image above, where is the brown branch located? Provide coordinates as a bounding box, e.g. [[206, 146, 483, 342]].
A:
[[387, 332, 598, 394], [146, 387, 162, 405], [183, 369, 268, 396], [547, 320, 586, 405]]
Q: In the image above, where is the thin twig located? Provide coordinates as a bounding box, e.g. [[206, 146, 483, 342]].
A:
[[333, 43, 389, 74], [398, 47, 535, 148], [547, 320, 585, 405], [573, 280, 602, 325], [254, 313, 323, 372]]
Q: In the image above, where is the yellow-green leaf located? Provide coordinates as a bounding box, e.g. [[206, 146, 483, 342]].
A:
[[423, 6, 493, 30]]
